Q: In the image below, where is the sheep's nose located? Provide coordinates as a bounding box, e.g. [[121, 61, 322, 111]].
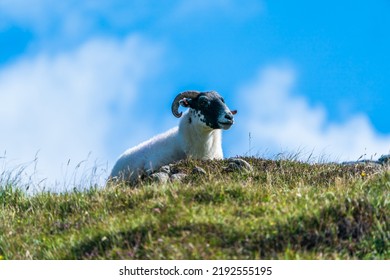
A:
[[225, 113, 234, 121]]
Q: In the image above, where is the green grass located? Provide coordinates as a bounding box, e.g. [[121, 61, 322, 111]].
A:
[[0, 157, 389, 259]]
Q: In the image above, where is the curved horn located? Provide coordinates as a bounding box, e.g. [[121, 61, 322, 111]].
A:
[[171, 90, 200, 118]]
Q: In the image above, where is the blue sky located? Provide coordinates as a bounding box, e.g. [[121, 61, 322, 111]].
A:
[[1, 0, 389, 190]]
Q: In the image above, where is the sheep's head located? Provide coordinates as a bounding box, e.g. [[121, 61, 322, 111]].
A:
[[171, 90, 237, 130]]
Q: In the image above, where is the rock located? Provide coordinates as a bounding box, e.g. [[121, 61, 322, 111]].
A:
[[170, 173, 187, 182], [159, 165, 171, 174], [192, 166, 207, 175], [168, 163, 180, 174], [225, 158, 253, 173], [149, 172, 170, 184]]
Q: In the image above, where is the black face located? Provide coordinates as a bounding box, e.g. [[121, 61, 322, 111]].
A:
[[185, 91, 235, 129]]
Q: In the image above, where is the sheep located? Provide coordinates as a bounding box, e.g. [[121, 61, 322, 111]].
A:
[[109, 90, 237, 183]]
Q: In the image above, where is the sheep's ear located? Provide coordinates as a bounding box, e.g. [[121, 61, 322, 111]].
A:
[[179, 98, 191, 107]]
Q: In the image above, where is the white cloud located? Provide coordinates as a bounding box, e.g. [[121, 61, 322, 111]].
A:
[[0, 0, 158, 43], [234, 64, 390, 161], [0, 34, 163, 190], [0, 0, 263, 39]]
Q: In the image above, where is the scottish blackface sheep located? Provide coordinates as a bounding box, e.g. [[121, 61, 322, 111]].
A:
[[110, 90, 237, 183]]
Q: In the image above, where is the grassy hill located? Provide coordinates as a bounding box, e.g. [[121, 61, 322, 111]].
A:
[[0, 157, 389, 260]]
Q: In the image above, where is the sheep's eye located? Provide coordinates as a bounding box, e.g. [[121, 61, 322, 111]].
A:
[[199, 98, 209, 107], [221, 98, 225, 103]]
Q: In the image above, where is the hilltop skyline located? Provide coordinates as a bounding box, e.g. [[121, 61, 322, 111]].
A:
[[1, 1, 389, 189]]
